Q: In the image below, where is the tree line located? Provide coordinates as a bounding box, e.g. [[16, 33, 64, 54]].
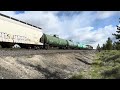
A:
[[97, 18, 120, 50]]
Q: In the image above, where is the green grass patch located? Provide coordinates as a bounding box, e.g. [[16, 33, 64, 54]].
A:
[[70, 74, 84, 79], [71, 50, 120, 79]]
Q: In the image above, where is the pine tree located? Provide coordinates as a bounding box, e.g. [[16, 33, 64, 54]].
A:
[[112, 18, 120, 50], [116, 43, 120, 50], [112, 42, 116, 50], [102, 44, 106, 50], [97, 44, 100, 51], [106, 37, 112, 50], [113, 25, 120, 42]]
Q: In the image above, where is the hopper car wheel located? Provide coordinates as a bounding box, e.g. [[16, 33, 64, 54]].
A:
[[28, 46, 32, 49], [36, 46, 40, 49], [34, 46, 37, 50]]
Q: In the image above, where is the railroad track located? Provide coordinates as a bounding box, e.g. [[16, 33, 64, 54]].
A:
[[0, 49, 96, 56]]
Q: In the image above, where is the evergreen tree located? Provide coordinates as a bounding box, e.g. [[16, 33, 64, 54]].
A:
[[112, 18, 120, 50], [116, 43, 120, 50], [106, 37, 112, 50], [102, 44, 106, 50], [97, 44, 100, 51], [113, 25, 120, 42], [112, 42, 116, 50]]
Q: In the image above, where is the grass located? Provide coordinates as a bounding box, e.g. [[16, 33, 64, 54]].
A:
[[71, 50, 120, 79], [70, 74, 84, 79]]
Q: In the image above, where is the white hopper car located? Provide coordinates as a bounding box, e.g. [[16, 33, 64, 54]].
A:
[[0, 13, 43, 49]]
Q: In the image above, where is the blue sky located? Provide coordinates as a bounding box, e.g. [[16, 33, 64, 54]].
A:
[[0, 11, 119, 48], [15, 11, 24, 14], [15, 11, 119, 28]]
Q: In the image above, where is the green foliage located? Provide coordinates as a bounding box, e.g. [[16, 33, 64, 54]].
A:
[[101, 18, 120, 50], [101, 66, 120, 79], [102, 44, 106, 50], [115, 43, 120, 50], [105, 37, 113, 50], [101, 37, 113, 50], [113, 25, 120, 40], [112, 19, 120, 50], [70, 74, 84, 79], [71, 50, 120, 79], [112, 42, 116, 50], [95, 50, 120, 79], [96, 44, 100, 50]]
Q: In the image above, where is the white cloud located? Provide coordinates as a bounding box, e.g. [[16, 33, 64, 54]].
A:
[[0, 11, 119, 49], [89, 25, 117, 48], [96, 11, 119, 19], [0, 11, 15, 16]]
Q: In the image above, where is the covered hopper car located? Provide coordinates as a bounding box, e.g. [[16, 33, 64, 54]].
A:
[[0, 13, 43, 49]]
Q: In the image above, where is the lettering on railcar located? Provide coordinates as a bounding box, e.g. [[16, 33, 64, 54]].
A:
[[0, 32, 31, 43]]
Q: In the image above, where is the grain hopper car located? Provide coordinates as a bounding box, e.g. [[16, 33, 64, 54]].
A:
[[0, 13, 43, 49]]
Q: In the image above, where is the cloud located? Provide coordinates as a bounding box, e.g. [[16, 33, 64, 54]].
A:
[[96, 11, 119, 19], [0, 11, 119, 49], [89, 25, 117, 48]]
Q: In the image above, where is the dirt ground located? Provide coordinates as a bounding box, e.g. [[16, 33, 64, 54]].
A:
[[0, 51, 96, 79]]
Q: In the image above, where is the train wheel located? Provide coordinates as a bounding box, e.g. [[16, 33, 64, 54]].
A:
[[28, 46, 32, 49], [45, 44, 49, 50], [33, 46, 37, 50]]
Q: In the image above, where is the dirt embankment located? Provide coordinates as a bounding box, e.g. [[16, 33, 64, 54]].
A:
[[0, 50, 96, 79]]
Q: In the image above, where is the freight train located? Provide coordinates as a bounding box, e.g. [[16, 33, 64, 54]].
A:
[[0, 13, 93, 50], [40, 34, 93, 50]]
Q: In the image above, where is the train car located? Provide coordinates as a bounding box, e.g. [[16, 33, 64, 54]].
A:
[[86, 45, 93, 49], [73, 42, 79, 49], [77, 43, 90, 50], [82, 44, 87, 49], [59, 38, 68, 49], [40, 34, 68, 49], [0, 13, 43, 49], [77, 43, 83, 49], [67, 40, 75, 49], [40, 34, 92, 50], [0, 13, 93, 50]]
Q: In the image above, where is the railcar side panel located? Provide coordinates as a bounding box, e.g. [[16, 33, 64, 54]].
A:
[[0, 15, 43, 45]]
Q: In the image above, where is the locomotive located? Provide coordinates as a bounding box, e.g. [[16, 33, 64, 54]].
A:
[[0, 13, 93, 50]]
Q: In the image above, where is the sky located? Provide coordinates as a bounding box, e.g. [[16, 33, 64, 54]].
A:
[[0, 11, 119, 49]]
